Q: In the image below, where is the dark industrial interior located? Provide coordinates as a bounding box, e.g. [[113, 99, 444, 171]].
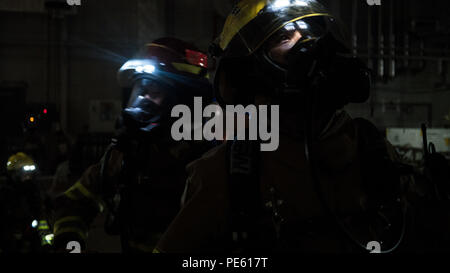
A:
[[0, 0, 449, 259]]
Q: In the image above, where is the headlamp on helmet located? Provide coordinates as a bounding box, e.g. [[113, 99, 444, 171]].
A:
[[117, 38, 213, 134], [6, 152, 38, 182]]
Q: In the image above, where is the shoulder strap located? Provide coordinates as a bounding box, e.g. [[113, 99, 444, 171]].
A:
[[226, 140, 262, 251]]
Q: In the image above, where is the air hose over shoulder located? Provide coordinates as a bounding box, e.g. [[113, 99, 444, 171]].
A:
[[298, 44, 408, 253], [302, 90, 407, 253]]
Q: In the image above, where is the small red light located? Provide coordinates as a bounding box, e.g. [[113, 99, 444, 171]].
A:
[[43, 109, 48, 114]]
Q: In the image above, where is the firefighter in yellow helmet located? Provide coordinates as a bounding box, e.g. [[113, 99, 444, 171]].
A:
[[155, 0, 450, 253], [6, 152, 38, 182], [0, 153, 52, 252]]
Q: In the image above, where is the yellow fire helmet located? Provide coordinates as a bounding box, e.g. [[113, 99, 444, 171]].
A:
[[218, 0, 335, 56], [6, 152, 37, 174], [209, 0, 344, 102], [209, 0, 369, 107]]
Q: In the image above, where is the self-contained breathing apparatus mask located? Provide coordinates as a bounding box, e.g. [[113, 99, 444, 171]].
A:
[[121, 77, 173, 134], [211, 16, 371, 112]]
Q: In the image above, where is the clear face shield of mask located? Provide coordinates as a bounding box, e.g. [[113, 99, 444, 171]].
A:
[[9, 166, 38, 185], [122, 78, 171, 132], [265, 19, 326, 65], [262, 16, 347, 70], [214, 18, 333, 106], [262, 16, 370, 108]]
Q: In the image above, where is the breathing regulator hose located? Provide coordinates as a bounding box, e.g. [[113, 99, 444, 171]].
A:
[[301, 61, 407, 254]]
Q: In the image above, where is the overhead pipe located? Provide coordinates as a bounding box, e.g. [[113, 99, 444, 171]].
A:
[[378, 3, 384, 79], [367, 4, 372, 70], [404, 33, 410, 69], [403, 0, 409, 69], [388, 0, 396, 79], [368, 4, 375, 117], [351, 0, 358, 57]]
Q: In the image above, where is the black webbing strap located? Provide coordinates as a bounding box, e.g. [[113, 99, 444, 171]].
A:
[[226, 140, 262, 251]]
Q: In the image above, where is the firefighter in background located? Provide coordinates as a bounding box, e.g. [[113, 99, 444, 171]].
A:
[[52, 38, 214, 252], [155, 0, 450, 253], [0, 153, 52, 253]]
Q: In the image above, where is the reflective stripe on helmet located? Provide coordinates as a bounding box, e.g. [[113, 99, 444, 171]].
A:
[[172, 62, 204, 76]]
